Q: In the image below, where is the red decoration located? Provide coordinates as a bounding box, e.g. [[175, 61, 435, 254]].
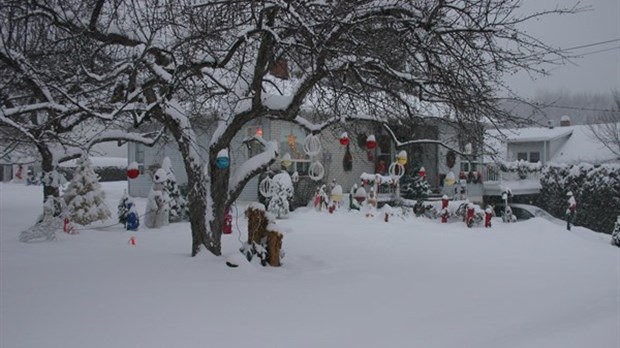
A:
[[127, 161, 140, 179], [419, 166, 426, 178], [484, 209, 492, 228], [466, 205, 475, 228], [339, 132, 350, 146], [127, 169, 139, 179], [223, 208, 232, 234], [366, 135, 377, 149]]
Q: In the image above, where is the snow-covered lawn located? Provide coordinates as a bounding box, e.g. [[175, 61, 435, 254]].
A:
[[1, 181, 618, 348]]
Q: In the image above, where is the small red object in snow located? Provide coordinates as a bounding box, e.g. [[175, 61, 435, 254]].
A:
[[223, 208, 232, 235], [128, 236, 137, 245]]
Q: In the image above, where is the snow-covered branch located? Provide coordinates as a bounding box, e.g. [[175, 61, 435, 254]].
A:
[[227, 139, 278, 206]]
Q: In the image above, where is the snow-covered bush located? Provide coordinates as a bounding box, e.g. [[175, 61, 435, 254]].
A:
[[161, 157, 187, 222], [400, 173, 431, 201], [611, 216, 620, 247], [63, 156, 111, 225], [118, 190, 133, 224], [267, 172, 294, 219], [540, 163, 620, 234]]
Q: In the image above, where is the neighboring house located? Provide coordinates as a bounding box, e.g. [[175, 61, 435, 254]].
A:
[[128, 117, 475, 204], [482, 117, 619, 197]]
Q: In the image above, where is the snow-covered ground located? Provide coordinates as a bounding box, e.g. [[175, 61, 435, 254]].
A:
[[1, 181, 618, 348]]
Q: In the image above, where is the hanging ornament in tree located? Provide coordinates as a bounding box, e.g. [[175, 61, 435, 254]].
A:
[[281, 153, 292, 168], [339, 132, 350, 146], [343, 144, 353, 171], [389, 162, 405, 179], [215, 149, 230, 169], [291, 171, 299, 183], [366, 134, 377, 149], [259, 177, 273, 198], [419, 166, 426, 178], [127, 161, 140, 179], [308, 161, 325, 181], [397, 151, 407, 165], [303, 134, 321, 156]]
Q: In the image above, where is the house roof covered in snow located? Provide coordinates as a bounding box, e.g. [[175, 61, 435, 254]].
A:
[[486, 123, 619, 165]]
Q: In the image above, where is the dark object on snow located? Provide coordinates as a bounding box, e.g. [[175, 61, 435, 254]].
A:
[[343, 144, 353, 171], [243, 206, 284, 266]]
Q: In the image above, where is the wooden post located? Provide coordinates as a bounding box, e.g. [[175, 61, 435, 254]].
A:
[[245, 206, 283, 267]]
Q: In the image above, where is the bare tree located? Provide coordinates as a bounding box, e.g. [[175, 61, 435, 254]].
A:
[[0, 1, 163, 205], [588, 91, 620, 160], [19, 0, 578, 256]]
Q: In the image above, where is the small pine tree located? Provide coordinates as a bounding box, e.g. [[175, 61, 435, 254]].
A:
[[117, 190, 132, 224], [611, 216, 620, 247], [63, 155, 111, 225], [161, 157, 187, 222], [267, 172, 293, 218], [400, 173, 430, 201]]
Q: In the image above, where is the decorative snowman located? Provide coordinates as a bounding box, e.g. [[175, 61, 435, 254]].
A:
[[144, 168, 169, 228]]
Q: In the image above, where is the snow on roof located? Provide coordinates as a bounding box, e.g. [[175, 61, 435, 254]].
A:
[[499, 126, 573, 143], [550, 123, 619, 165], [60, 156, 128, 168]]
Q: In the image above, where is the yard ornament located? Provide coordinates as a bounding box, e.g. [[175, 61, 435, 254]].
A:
[[215, 149, 230, 169], [397, 151, 407, 165], [388, 161, 405, 179], [484, 207, 493, 228], [281, 153, 292, 168], [308, 161, 325, 181], [418, 166, 426, 178], [223, 208, 232, 235], [366, 134, 377, 149], [339, 132, 350, 146], [441, 195, 449, 223], [466, 203, 475, 228], [127, 161, 139, 179], [303, 134, 321, 156]]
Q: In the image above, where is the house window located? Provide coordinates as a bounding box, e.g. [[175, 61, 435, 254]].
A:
[[246, 126, 264, 158], [529, 152, 540, 163], [279, 124, 310, 176], [460, 162, 479, 173], [135, 144, 145, 174], [517, 152, 528, 161]]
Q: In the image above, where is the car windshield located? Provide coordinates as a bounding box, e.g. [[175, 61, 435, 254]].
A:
[[532, 208, 554, 220]]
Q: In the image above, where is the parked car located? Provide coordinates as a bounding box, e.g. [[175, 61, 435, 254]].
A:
[[493, 203, 560, 223]]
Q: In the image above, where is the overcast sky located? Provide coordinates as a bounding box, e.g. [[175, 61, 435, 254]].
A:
[[505, 0, 620, 98]]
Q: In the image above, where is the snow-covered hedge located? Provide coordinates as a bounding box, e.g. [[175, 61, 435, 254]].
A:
[[539, 163, 620, 234]]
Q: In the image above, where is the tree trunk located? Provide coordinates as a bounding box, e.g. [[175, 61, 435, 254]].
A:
[[39, 146, 59, 200]]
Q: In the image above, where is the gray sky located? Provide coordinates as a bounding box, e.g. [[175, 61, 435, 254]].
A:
[[505, 0, 620, 97]]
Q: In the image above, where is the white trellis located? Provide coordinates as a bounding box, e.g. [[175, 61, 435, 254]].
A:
[[388, 162, 405, 180], [303, 134, 322, 157], [308, 161, 325, 181]]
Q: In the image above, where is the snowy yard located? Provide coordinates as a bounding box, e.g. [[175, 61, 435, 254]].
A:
[[1, 181, 618, 348]]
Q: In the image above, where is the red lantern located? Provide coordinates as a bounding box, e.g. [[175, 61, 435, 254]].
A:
[[339, 132, 350, 146], [366, 135, 377, 149], [127, 161, 139, 179]]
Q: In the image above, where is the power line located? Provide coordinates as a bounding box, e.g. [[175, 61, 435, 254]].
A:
[[575, 46, 620, 57], [563, 38, 620, 51]]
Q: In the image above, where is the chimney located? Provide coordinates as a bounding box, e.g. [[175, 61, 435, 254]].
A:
[[560, 115, 571, 127]]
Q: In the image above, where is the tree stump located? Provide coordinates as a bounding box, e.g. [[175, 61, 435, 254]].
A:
[[245, 206, 283, 267]]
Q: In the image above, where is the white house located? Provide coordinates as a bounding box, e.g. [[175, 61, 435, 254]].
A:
[[482, 118, 619, 197], [127, 117, 474, 204]]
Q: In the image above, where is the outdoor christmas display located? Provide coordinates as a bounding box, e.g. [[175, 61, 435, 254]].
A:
[[117, 189, 133, 224], [441, 195, 449, 223], [303, 134, 321, 156], [611, 216, 620, 247], [343, 144, 353, 171], [127, 161, 139, 179], [365, 187, 378, 218], [348, 184, 361, 211], [366, 134, 377, 149], [400, 171, 431, 201], [281, 153, 292, 168], [223, 208, 232, 234], [215, 149, 230, 169], [339, 132, 349, 146], [125, 202, 140, 231], [501, 189, 515, 223], [161, 157, 187, 222], [397, 151, 407, 165], [144, 168, 169, 228], [63, 155, 112, 226], [566, 191, 577, 231], [484, 207, 493, 228], [314, 185, 329, 211], [466, 203, 476, 228], [267, 172, 294, 219], [19, 196, 62, 242]]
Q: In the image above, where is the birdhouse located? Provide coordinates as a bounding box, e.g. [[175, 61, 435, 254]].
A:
[[127, 161, 140, 179], [366, 134, 377, 149], [339, 132, 349, 146], [419, 166, 426, 178], [215, 149, 230, 169], [281, 153, 292, 168], [397, 150, 407, 165]]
